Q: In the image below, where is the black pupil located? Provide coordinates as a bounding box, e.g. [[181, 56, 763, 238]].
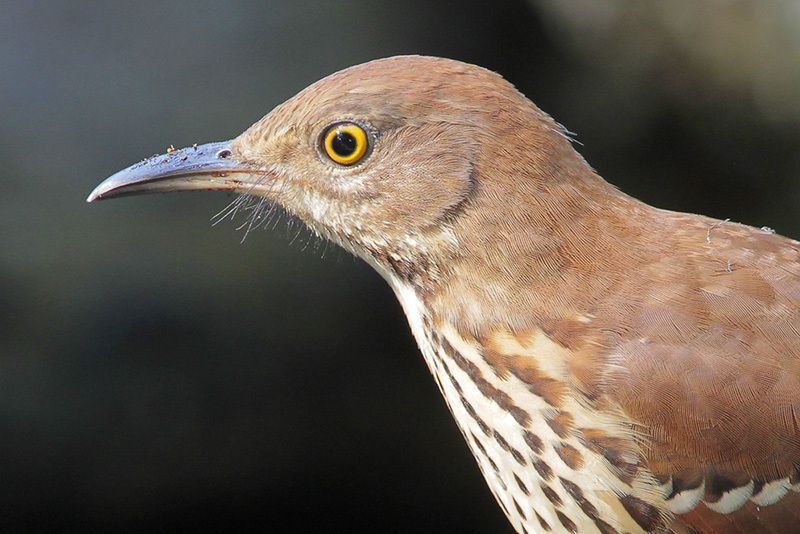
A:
[[331, 130, 357, 156]]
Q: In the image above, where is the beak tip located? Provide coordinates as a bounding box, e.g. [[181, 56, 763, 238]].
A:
[[86, 184, 106, 203]]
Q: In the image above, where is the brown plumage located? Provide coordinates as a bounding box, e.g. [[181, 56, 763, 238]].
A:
[[88, 56, 800, 533]]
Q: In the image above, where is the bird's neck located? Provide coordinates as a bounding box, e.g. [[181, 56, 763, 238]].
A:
[[427, 167, 651, 336]]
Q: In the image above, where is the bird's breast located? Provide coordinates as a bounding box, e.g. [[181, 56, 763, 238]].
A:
[[390, 280, 668, 533]]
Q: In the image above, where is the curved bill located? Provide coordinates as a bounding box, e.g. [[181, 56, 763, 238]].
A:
[[87, 141, 267, 202]]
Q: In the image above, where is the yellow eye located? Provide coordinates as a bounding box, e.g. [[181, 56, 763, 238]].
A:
[[322, 122, 369, 166]]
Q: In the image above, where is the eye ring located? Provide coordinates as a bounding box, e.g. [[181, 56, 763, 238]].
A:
[[321, 122, 369, 166]]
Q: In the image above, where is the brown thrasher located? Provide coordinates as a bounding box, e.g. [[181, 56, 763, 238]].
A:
[[88, 56, 800, 533]]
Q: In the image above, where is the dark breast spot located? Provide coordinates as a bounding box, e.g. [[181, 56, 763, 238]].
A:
[[442, 339, 531, 427], [495, 475, 507, 491], [620, 495, 663, 532], [578, 429, 639, 485], [468, 432, 500, 473], [440, 360, 463, 394], [556, 443, 584, 470], [560, 478, 618, 533], [513, 498, 528, 520], [514, 473, 530, 496], [560, 478, 592, 513], [523, 430, 543, 454], [534, 511, 552, 531], [556, 511, 578, 533], [481, 346, 567, 408], [541, 484, 562, 507], [470, 432, 487, 455], [545, 412, 574, 438], [439, 357, 493, 436], [460, 396, 491, 435], [533, 458, 554, 481], [493, 430, 527, 466]]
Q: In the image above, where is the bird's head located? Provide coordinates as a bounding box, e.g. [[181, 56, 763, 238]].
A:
[[89, 56, 595, 288]]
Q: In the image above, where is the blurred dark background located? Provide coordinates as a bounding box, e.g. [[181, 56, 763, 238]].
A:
[[2, 0, 799, 531]]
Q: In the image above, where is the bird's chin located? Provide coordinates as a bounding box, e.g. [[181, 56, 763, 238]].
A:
[[87, 141, 273, 203]]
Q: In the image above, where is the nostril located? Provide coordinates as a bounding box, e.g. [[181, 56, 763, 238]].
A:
[[217, 148, 232, 159]]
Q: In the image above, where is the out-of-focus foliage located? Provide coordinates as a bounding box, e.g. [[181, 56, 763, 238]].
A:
[[535, 0, 800, 124]]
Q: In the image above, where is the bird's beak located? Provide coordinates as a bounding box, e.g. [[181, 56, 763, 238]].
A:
[[86, 141, 267, 202]]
